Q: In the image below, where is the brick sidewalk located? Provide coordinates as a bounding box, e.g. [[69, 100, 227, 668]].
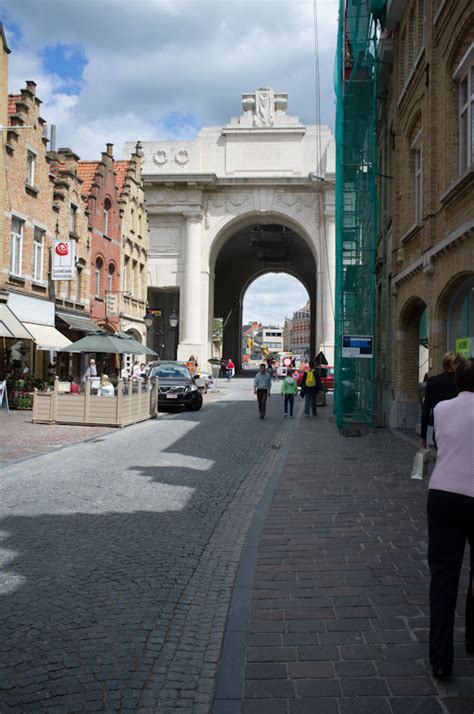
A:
[[217, 403, 474, 714], [0, 411, 113, 466]]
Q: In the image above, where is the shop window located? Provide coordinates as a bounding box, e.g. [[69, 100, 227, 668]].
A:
[[26, 149, 36, 186], [10, 217, 23, 276], [95, 258, 103, 297], [448, 276, 474, 355], [454, 43, 474, 175], [32, 226, 45, 282]]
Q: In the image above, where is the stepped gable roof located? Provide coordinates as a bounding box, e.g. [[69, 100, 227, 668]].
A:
[[77, 161, 100, 195], [7, 94, 21, 117], [114, 160, 130, 195]]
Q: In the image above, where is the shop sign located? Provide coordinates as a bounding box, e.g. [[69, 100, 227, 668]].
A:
[[146, 308, 163, 318], [106, 293, 118, 316], [341, 335, 373, 358], [52, 240, 75, 280], [455, 336, 473, 358]]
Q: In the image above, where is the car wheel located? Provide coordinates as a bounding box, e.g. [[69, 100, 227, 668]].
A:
[[187, 391, 203, 411]]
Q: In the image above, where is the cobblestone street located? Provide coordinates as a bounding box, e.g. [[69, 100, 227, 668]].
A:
[[0, 378, 473, 713]]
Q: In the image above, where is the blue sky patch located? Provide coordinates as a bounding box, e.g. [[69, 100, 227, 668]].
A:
[[161, 112, 199, 139], [42, 42, 87, 95]]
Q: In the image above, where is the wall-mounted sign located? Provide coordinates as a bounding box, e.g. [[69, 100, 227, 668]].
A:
[[342, 335, 373, 358], [455, 336, 473, 358], [106, 293, 118, 316], [52, 240, 75, 280], [146, 308, 163, 318]]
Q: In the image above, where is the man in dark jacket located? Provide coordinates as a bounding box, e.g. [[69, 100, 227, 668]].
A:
[[301, 360, 322, 417], [420, 351, 462, 448]]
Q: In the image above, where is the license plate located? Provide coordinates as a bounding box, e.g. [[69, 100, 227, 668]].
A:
[[166, 393, 178, 399]]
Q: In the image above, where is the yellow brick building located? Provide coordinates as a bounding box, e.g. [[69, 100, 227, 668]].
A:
[[376, 0, 474, 430]]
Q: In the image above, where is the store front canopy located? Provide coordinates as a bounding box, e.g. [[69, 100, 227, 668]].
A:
[[56, 312, 102, 333], [23, 323, 72, 351], [0, 303, 33, 340]]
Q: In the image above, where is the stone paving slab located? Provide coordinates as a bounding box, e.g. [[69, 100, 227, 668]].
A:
[[215, 401, 474, 713], [0, 411, 113, 466]]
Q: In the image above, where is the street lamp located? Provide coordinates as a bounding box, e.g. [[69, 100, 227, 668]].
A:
[[143, 310, 179, 358]]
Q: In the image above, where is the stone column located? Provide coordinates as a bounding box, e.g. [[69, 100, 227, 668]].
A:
[[319, 206, 336, 364], [177, 213, 203, 362]]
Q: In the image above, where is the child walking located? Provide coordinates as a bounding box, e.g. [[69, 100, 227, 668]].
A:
[[281, 370, 298, 417]]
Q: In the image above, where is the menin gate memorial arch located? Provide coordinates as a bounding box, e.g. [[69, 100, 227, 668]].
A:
[[126, 88, 336, 367]]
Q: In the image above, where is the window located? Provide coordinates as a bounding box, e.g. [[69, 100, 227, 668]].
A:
[[33, 227, 45, 282], [107, 264, 114, 293], [10, 217, 23, 275], [103, 199, 111, 236], [123, 256, 130, 293], [26, 149, 36, 186], [69, 204, 77, 233], [95, 258, 102, 297], [417, 0, 425, 56], [411, 132, 422, 223], [409, 7, 416, 70], [76, 266, 82, 302], [455, 52, 473, 174], [138, 265, 144, 300]]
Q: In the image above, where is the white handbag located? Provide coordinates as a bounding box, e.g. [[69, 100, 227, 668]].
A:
[[410, 449, 429, 480]]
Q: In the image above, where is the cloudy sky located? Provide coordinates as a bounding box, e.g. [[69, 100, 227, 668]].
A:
[[1, 0, 338, 325]]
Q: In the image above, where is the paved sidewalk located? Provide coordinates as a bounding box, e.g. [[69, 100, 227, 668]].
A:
[[0, 411, 114, 466], [215, 402, 474, 714]]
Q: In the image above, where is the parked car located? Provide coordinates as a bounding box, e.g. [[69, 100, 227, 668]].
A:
[[148, 361, 203, 411]]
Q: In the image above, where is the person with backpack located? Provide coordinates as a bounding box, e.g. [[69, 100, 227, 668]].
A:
[[281, 369, 298, 418], [301, 361, 321, 417]]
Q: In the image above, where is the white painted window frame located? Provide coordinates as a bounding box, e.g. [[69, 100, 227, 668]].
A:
[[453, 43, 474, 175], [10, 216, 23, 276], [26, 148, 36, 186], [411, 130, 422, 224], [32, 226, 45, 282]]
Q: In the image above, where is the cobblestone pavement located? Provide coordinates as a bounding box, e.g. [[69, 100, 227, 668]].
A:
[[0, 411, 113, 466], [229, 398, 473, 714], [0, 376, 294, 713]]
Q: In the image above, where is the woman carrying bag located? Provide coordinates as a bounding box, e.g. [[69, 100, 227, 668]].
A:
[[427, 359, 474, 678]]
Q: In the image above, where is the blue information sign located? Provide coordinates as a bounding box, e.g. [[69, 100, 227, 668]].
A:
[[341, 335, 373, 358]]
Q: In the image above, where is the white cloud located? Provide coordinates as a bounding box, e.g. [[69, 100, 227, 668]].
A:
[[243, 273, 309, 326], [2, 0, 338, 158]]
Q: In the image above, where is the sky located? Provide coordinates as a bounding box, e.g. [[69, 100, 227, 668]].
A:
[[243, 274, 309, 327], [1, 0, 338, 325]]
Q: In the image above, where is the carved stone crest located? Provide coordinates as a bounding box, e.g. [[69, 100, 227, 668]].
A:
[[175, 149, 190, 165], [153, 150, 168, 166]]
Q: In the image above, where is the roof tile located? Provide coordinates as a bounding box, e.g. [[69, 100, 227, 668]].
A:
[[77, 161, 100, 195], [114, 160, 130, 195]]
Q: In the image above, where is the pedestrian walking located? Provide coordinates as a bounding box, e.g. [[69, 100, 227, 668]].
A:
[[254, 363, 272, 419], [427, 359, 474, 678], [301, 360, 321, 416], [281, 369, 298, 417], [421, 351, 461, 448], [226, 358, 235, 381]]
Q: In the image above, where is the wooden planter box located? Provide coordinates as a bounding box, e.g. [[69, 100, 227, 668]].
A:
[[32, 377, 158, 427]]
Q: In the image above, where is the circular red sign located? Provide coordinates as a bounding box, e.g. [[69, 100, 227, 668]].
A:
[[283, 357, 292, 366], [55, 242, 69, 256]]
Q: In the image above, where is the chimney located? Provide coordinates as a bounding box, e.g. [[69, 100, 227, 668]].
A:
[[106, 143, 114, 157], [25, 80, 37, 95], [50, 124, 56, 152]]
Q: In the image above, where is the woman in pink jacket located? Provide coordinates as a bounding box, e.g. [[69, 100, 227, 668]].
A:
[[427, 359, 474, 678]]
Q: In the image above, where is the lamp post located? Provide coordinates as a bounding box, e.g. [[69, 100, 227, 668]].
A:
[[143, 310, 179, 359]]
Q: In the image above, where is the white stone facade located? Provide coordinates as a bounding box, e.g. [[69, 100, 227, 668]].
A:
[[125, 89, 335, 367]]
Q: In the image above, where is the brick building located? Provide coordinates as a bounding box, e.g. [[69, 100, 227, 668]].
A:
[[289, 300, 311, 356], [0, 31, 71, 382], [114, 144, 149, 362], [376, 0, 474, 429], [77, 145, 122, 334]]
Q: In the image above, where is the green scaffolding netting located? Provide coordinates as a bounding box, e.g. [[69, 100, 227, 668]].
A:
[[334, 0, 380, 428]]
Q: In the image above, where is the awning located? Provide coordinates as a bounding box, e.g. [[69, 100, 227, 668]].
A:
[[23, 323, 72, 351], [56, 312, 101, 333], [0, 303, 33, 340]]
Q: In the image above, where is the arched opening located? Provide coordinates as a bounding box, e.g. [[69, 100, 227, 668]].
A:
[[241, 273, 310, 364], [435, 273, 474, 363], [213, 222, 317, 368], [397, 296, 428, 429]]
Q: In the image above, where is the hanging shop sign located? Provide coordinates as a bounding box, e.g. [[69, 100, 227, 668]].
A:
[[105, 293, 119, 316], [341, 335, 373, 358], [455, 336, 473, 358], [52, 240, 75, 280]]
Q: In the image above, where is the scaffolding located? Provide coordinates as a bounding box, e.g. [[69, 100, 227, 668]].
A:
[[334, 0, 380, 429]]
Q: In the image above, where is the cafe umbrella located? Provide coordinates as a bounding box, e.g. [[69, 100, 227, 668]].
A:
[[63, 331, 157, 356]]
